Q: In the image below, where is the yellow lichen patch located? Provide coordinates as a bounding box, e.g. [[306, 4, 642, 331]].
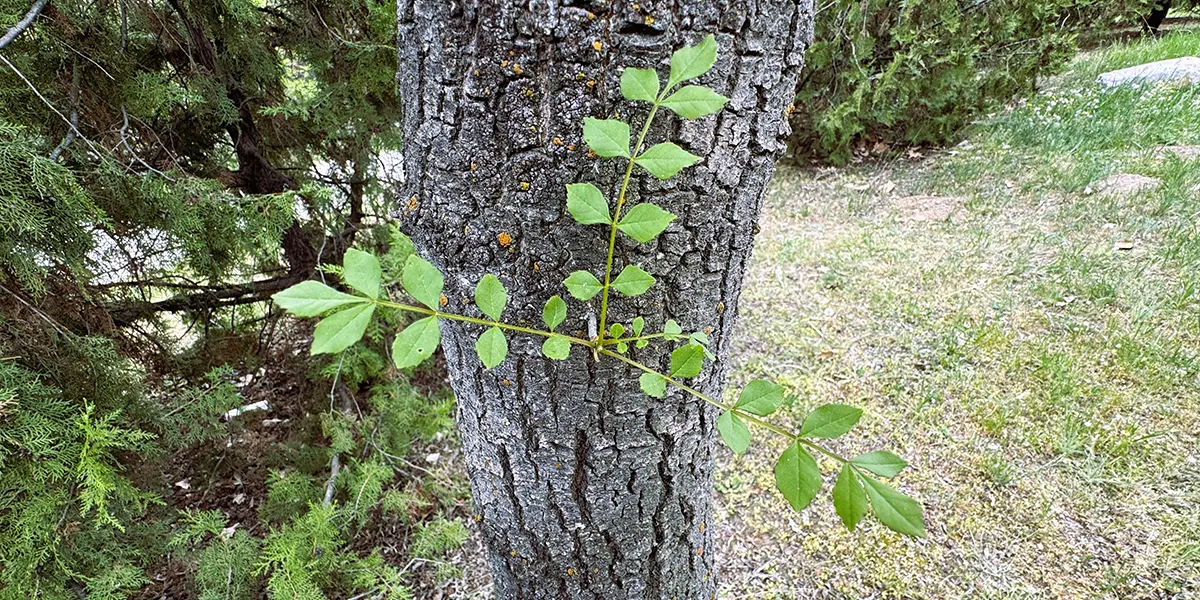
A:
[[567, 568, 575, 576], [587, 11, 595, 19], [533, 262, 540, 271], [644, 15, 655, 25], [439, 293, 448, 307], [519, 182, 531, 191], [502, 379, 511, 386], [470, 162, 477, 171], [552, 137, 563, 146], [407, 195, 418, 210], [586, 80, 596, 89], [497, 231, 513, 247], [513, 63, 523, 75], [592, 40, 603, 51], [501, 60, 509, 68], [587, 148, 597, 159]]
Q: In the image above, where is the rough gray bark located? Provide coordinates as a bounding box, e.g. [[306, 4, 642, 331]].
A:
[[396, 2, 811, 598]]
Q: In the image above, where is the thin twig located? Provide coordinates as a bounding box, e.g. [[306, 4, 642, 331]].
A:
[[49, 58, 80, 160], [0, 54, 101, 156], [0, 0, 49, 51]]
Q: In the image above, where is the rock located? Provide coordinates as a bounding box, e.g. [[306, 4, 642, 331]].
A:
[[1153, 145, 1200, 161], [1096, 57, 1200, 88], [1084, 174, 1161, 197], [892, 195, 963, 222]]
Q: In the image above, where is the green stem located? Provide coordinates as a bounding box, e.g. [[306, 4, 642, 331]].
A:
[[598, 332, 671, 346], [597, 101, 660, 342], [375, 299, 590, 345], [598, 348, 851, 463]]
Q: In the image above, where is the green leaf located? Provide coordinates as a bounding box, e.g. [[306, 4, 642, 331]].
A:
[[799, 404, 863, 439], [618, 203, 676, 243], [543, 295, 567, 331], [663, 319, 683, 338], [669, 343, 705, 378], [566, 183, 611, 225], [667, 34, 717, 89], [392, 316, 440, 369], [632, 316, 645, 335], [851, 450, 908, 478], [402, 255, 444, 310], [774, 441, 821, 512], [639, 372, 666, 398], [661, 85, 728, 119], [474, 274, 507, 321], [717, 411, 750, 454], [635, 142, 700, 180], [735, 380, 785, 417], [620, 67, 659, 102], [272, 281, 368, 317], [636, 339, 649, 349], [582, 117, 630, 158], [475, 327, 508, 369], [563, 270, 603, 301], [617, 342, 628, 353], [609, 323, 625, 338], [541, 336, 570, 360], [342, 248, 382, 299], [862, 476, 926, 537], [833, 463, 867, 531], [311, 304, 375, 355], [611, 265, 655, 296]]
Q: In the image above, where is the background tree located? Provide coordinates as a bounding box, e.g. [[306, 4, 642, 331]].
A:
[[395, 1, 813, 597]]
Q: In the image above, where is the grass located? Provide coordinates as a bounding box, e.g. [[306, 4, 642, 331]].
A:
[[717, 27, 1200, 599]]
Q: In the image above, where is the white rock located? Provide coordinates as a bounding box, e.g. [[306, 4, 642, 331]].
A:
[[1096, 57, 1200, 88]]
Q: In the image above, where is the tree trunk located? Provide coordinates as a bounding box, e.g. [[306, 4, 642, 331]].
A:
[[396, 2, 811, 597]]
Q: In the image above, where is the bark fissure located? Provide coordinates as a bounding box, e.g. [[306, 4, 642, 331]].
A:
[[397, 2, 812, 597]]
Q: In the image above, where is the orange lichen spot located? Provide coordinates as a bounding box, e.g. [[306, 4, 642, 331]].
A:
[[587, 11, 595, 19], [644, 15, 655, 24], [704, 326, 713, 334], [474, 513, 482, 522], [533, 262, 541, 271], [519, 181, 530, 191], [513, 63, 523, 75], [497, 231, 513, 247], [586, 80, 596, 89], [407, 195, 419, 210], [592, 40, 603, 51], [587, 148, 597, 159], [552, 137, 563, 146], [567, 568, 576, 576], [470, 162, 477, 171], [502, 379, 512, 386], [508, 50, 515, 57], [501, 59, 509, 68], [697, 547, 703, 555], [439, 293, 448, 307], [786, 103, 796, 116], [567, 144, 576, 151]]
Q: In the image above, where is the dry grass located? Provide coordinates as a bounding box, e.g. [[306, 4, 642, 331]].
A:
[[714, 33, 1200, 595]]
